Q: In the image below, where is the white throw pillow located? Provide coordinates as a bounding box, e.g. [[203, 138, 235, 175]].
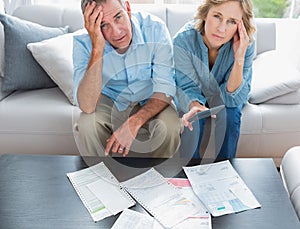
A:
[[249, 50, 300, 104], [27, 29, 86, 105]]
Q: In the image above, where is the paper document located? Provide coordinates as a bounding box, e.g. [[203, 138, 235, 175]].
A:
[[121, 168, 201, 228], [67, 162, 135, 222], [183, 160, 261, 217], [168, 178, 212, 229], [111, 209, 164, 229]]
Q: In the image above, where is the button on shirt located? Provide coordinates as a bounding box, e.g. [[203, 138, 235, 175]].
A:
[[173, 21, 255, 112], [73, 12, 176, 111]]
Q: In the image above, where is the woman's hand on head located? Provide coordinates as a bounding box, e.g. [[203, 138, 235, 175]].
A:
[[233, 20, 250, 64]]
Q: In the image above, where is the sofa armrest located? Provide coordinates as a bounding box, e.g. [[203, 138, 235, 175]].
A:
[[280, 146, 300, 220]]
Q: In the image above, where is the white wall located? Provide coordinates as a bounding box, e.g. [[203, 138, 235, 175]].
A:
[[275, 18, 300, 71], [0, 0, 4, 13]]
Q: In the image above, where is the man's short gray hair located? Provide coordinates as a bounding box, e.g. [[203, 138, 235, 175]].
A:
[[81, 0, 126, 13]]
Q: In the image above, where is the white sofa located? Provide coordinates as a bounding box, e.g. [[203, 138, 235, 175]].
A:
[[0, 4, 300, 166]]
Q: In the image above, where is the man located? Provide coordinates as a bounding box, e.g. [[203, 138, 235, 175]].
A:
[[73, 0, 181, 157]]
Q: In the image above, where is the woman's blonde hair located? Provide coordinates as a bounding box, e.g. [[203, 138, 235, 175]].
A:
[[195, 0, 256, 40]]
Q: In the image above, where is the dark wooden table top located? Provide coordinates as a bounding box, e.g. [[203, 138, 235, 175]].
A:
[[0, 154, 299, 229]]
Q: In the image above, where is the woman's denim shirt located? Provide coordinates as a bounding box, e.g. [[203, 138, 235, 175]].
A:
[[173, 21, 255, 112]]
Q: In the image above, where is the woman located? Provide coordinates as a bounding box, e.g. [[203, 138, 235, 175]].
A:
[[174, 0, 256, 159]]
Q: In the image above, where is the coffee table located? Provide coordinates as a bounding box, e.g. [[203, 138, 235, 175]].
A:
[[0, 154, 299, 228]]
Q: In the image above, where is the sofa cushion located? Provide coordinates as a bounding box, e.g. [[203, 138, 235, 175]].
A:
[[131, 4, 166, 23], [264, 88, 300, 105], [27, 29, 86, 105], [166, 4, 197, 37], [0, 14, 68, 92], [249, 50, 300, 104], [239, 103, 300, 167], [12, 5, 84, 33], [254, 19, 276, 56], [0, 87, 81, 155], [0, 87, 73, 133]]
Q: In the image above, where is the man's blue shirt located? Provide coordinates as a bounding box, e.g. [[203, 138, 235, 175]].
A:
[[73, 12, 176, 111], [173, 21, 255, 112]]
